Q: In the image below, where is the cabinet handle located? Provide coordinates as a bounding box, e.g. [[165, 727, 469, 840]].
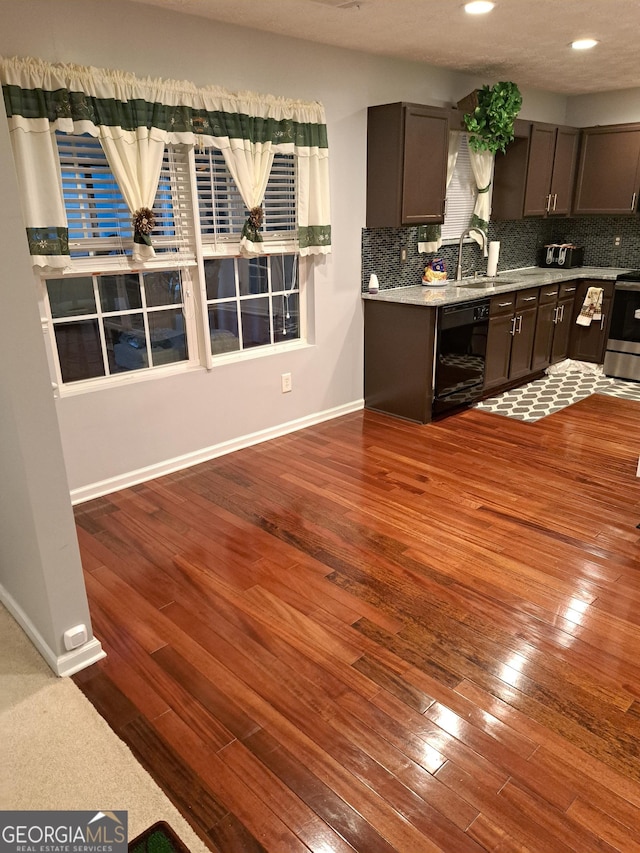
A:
[[546, 290, 558, 296], [510, 316, 517, 336], [546, 194, 552, 213], [552, 193, 558, 211], [564, 287, 576, 293], [516, 315, 523, 334], [498, 301, 514, 308], [600, 312, 606, 330], [552, 306, 559, 324], [522, 296, 537, 302], [632, 192, 637, 211], [561, 304, 565, 322]]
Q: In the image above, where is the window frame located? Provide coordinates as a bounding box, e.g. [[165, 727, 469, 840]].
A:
[[42, 267, 200, 392], [41, 137, 307, 394], [440, 133, 480, 245], [203, 254, 303, 360]]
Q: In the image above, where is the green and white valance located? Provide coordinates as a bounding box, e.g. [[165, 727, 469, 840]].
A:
[[0, 56, 331, 268]]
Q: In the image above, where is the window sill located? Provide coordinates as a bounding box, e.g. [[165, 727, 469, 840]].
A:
[[54, 340, 313, 397], [55, 359, 203, 398], [209, 338, 312, 367]]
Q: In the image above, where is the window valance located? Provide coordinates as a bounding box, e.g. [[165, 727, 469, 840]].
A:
[[0, 56, 331, 267]]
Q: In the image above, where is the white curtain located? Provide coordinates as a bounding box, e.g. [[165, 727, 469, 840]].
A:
[[418, 131, 461, 253], [296, 150, 331, 256], [0, 56, 332, 268], [468, 148, 494, 254], [220, 141, 275, 257], [7, 126, 69, 270], [99, 128, 167, 262]]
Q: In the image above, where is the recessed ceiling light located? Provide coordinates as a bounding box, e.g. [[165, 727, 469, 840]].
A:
[[571, 38, 598, 50], [464, 1, 495, 14]]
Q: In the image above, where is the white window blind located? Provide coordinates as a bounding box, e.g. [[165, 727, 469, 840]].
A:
[[57, 134, 194, 259], [195, 149, 297, 243], [441, 134, 477, 243]]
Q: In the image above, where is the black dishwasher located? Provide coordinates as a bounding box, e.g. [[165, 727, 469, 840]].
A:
[[433, 299, 490, 417]]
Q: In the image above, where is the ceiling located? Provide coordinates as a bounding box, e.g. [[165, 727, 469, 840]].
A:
[[127, 0, 640, 95]]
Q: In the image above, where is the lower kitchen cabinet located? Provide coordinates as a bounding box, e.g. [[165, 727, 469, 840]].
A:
[[485, 289, 539, 390], [484, 310, 513, 388], [531, 281, 577, 370], [509, 303, 538, 379], [364, 300, 436, 423], [531, 295, 558, 372], [569, 279, 614, 363], [363, 276, 613, 425], [551, 283, 578, 363]]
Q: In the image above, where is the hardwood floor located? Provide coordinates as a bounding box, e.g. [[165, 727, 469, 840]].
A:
[[73, 394, 640, 853]]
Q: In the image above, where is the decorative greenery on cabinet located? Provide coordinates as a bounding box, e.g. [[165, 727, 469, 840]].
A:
[[461, 82, 523, 155]]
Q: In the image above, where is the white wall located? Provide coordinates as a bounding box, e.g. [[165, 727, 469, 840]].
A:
[[0, 0, 574, 497], [0, 106, 103, 675], [567, 88, 640, 127]]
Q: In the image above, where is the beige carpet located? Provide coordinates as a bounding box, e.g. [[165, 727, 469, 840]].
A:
[[0, 604, 210, 852]]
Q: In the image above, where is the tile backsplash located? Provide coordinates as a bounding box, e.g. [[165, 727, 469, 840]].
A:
[[361, 216, 640, 291]]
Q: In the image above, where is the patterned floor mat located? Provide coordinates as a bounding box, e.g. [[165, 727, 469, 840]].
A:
[[475, 370, 640, 423]]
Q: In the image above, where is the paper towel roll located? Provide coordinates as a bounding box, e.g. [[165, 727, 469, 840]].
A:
[[368, 273, 379, 293], [487, 241, 500, 277]]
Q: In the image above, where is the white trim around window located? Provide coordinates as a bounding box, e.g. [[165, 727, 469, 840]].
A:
[[41, 137, 306, 393]]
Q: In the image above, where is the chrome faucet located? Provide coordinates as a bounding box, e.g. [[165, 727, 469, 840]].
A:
[[455, 227, 488, 281]]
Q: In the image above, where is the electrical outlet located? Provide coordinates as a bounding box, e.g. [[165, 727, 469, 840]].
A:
[[614, 236, 621, 246], [281, 372, 292, 393], [400, 246, 407, 264]]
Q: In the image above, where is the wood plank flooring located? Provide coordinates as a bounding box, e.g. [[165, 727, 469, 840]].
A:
[[73, 394, 640, 853]]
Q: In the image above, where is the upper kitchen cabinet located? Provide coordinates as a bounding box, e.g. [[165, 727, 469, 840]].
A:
[[492, 121, 579, 220], [524, 124, 580, 216], [573, 124, 640, 215], [366, 102, 449, 228]]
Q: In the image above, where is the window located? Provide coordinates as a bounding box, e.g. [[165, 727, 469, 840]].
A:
[[44, 135, 304, 389], [441, 134, 478, 243], [45, 270, 190, 384], [205, 255, 300, 356], [195, 149, 297, 246], [58, 134, 193, 260]]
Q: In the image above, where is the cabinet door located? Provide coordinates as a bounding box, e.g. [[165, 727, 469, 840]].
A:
[[574, 125, 640, 215], [569, 281, 614, 363], [531, 301, 556, 371], [364, 300, 436, 423], [484, 313, 514, 389], [509, 307, 538, 380], [550, 297, 574, 363], [366, 103, 449, 227], [401, 105, 448, 225], [523, 124, 556, 216], [550, 127, 580, 214]]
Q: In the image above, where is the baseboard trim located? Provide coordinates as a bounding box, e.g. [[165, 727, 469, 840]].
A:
[[71, 399, 365, 505], [0, 584, 106, 677]]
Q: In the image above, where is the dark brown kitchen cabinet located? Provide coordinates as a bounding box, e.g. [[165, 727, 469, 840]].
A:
[[523, 124, 580, 216], [484, 289, 539, 390], [531, 284, 560, 371], [531, 281, 578, 370], [573, 124, 640, 215], [493, 122, 579, 220], [366, 102, 449, 228], [364, 299, 436, 423], [551, 283, 578, 363], [509, 300, 538, 379], [484, 310, 514, 389], [569, 280, 615, 363]]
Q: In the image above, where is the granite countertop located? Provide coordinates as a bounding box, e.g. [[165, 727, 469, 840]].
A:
[[362, 267, 631, 308]]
